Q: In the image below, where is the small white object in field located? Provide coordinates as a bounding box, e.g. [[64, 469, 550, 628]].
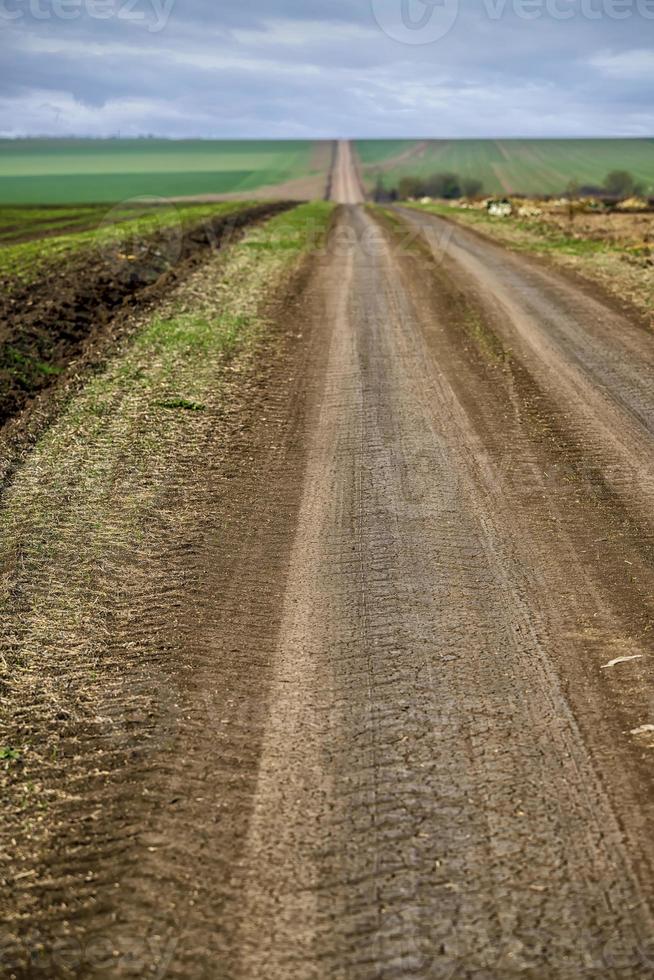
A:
[[487, 200, 513, 218], [600, 654, 644, 669], [630, 724, 654, 736]]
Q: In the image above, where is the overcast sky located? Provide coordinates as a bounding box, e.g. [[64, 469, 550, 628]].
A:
[[1, 0, 652, 138]]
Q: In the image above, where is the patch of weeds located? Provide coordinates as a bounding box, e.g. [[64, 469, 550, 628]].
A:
[[87, 397, 112, 419], [33, 360, 63, 377], [219, 313, 254, 352], [1, 747, 22, 763], [141, 313, 215, 355], [157, 398, 206, 412], [1, 345, 63, 388], [143, 311, 255, 362], [463, 310, 512, 367], [410, 201, 616, 259], [117, 364, 149, 384]]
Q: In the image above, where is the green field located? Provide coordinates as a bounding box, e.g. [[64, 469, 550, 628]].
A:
[[0, 202, 252, 283], [357, 139, 654, 196], [0, 140, 329, 204]]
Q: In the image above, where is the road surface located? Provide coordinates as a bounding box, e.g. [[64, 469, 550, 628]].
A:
[[330, 139, 365, 204], [225, 207, 654, 978], [8, 168, 654, 976]]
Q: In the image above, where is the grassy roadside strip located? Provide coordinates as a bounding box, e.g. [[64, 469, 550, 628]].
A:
[[0, 202, 332, 878], [0, 201, 257, 284], [405, 202, 654, 328], [0, 201, 294, 431]]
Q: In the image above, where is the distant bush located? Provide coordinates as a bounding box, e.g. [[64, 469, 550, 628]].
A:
[[577, 184, 605, 198], [603, 170, 644, 198], [372, 172, 398, 203], [462, 178, 484, 198], [397, 176, 425, 200], [424, 172, 462, 198], [395, 172, 484, 201]]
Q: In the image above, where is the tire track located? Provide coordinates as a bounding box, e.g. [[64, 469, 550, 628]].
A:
[[222, 207, 654, 978], [396, 205, 654, 528]]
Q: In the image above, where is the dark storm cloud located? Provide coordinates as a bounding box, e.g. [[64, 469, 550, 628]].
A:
[[0, 0, 652, 136]]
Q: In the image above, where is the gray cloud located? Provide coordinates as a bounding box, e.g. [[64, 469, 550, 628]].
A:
[[0, 0, 652, 136]]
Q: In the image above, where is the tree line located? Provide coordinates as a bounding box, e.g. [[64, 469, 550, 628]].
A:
[[568, 170, 646, 199], [373, 168, 647, 202], [373, 171, 483, 202]]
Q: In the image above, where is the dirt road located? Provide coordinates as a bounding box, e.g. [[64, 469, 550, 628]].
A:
[[6, 196, 654, 975], [225, 208, 654, 977], [330, 140, 365, 204]]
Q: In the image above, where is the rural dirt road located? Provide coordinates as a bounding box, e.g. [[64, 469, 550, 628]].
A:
[[6, 151, 654, 979], [330, 140, 365, 204], [220, 208, 654, 978]]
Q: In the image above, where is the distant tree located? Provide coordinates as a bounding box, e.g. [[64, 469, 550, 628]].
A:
[[603, 170, 643, 198], [565, 178, 580, 199], [462, 177, 483, 198], [578, 184, 605, 198], [424, 172, 462, 199], [373, 172, 386, 202], [398, 176, 425, 200], [395, 171, 483, 201]]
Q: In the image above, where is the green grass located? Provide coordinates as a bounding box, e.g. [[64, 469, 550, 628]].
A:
[[358, 139, 654, 196], [0, 201, 254, 284], [0, 139, 329, 204], [157, 398, 206, 412]]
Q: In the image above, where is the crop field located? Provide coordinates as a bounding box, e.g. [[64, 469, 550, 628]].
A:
[[0, 201, 241, 275], [0, 139, 332, 204], [0, 201, 253, 282], [357, 138, 654, 196], [0, 204, 119, 243]]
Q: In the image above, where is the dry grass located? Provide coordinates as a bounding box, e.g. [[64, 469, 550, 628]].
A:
[[540, 209, 653, 248]]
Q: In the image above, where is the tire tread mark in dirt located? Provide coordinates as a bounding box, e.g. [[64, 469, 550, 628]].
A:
[[218, 207, 654, 978]]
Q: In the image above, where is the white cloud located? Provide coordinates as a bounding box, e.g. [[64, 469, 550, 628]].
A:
[[16, 31, 324, 76], [0, 90, 190, 138], [589, 48, 654, 80], [1, 5, 652, 136], [231, 17, 378, 46]]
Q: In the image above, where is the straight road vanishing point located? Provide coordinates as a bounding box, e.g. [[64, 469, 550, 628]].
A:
[[3, 141, 654, 979]]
